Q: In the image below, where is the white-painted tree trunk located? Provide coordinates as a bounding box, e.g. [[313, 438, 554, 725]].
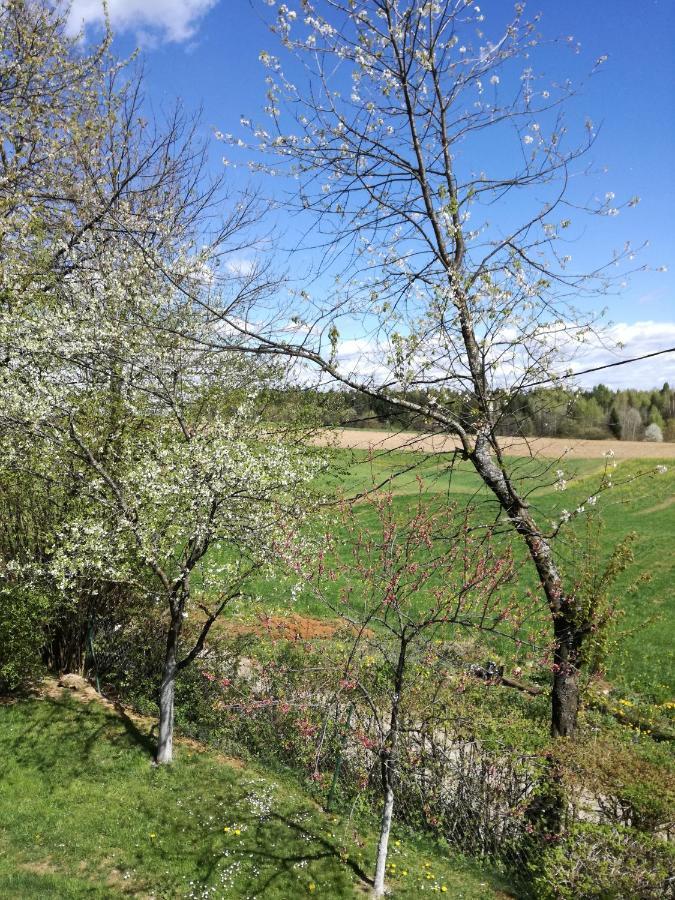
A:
[[372, 638, 406, 897], [373, 779, 395, 896], [156, 662, 176, 764], [156, 617, 180, 765]]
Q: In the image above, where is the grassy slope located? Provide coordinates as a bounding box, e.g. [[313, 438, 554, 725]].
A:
[[0, 690, 512, 899], [228, 448, 673, 703]]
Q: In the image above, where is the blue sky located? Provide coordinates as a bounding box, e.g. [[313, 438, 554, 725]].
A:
[[68, 0, 675, 388]]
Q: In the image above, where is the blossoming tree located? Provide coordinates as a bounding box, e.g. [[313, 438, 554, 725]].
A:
[[210, 0, 661, 737], [0, 234, 320, 762], [302, 487, 525, 896], [0, 1, 319, 763]]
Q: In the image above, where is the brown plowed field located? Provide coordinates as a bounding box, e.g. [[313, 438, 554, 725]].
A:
[[313, 428, 675, 460]]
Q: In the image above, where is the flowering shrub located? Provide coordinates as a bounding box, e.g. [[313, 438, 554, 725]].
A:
[[90, 614, 675, 896]]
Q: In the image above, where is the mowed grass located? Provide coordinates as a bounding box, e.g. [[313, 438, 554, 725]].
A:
[[216, 447, 674, 704], [0, 691, 512, 899]]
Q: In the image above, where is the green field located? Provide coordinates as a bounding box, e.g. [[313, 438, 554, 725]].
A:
[[225, 448, 674, 705], [0, 691, 512, 899]]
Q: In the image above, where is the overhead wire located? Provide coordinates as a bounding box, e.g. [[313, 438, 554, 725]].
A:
[[524, 346, 675, 388]]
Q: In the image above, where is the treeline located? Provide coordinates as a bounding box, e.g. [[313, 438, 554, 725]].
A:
[[271, 383, 675, 442]]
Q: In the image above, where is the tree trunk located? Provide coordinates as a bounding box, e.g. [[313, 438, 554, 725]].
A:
[[373, 768, 395, 897], [373, 638, 406, 897], [156, 614, 180, 765], [470, 434, 582, 738], [551, 616, 580, 738]]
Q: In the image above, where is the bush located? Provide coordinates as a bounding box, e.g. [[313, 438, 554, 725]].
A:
[[0, 584, 52, 691], [91, 617, 319, 758], [530, 823, 674, 899], [92, 615, 164, 709], [565, 736, 675, 834]]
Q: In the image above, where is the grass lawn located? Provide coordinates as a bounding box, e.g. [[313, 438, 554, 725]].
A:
[[0, 689, 513, 899]]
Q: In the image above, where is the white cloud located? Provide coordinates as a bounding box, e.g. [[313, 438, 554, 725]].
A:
[[283, 320, 311, 335], [66, 0, 219, 44], [326, 321, 675, 392], [335, 336, 392, 383], [565, 321, 675, 390], [224, 259, 256, 278]]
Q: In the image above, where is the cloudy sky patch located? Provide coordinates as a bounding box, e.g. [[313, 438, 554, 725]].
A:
[[568, 321, 675, 390], [327, 321, 675, 392], [67, 0, 219, 44]]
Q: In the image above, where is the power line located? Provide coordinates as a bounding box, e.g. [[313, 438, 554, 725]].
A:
[[526, 345, 675, 389]]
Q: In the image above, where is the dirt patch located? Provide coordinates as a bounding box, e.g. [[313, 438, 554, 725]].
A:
[[53, 672, 109, 704], [223, 613, 366, 641], [19, 859, 59, 876], [0, 695, 20, 706], [313, 428, 675, 461], [105, 866, 152, 896]]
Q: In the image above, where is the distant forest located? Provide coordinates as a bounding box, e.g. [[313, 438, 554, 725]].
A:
[[275, 383, 675, 442]]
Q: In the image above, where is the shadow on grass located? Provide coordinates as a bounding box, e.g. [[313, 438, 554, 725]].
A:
[[122, 763, 373, 896], [0, 695, 516, 898], [226, 810, 373, 896], [111, 699, 157, 758], [0, 694, 156, 782]]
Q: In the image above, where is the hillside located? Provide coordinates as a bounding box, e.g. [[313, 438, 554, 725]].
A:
[[240, 446, 674, 704], [0, 679, 512, 899]]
